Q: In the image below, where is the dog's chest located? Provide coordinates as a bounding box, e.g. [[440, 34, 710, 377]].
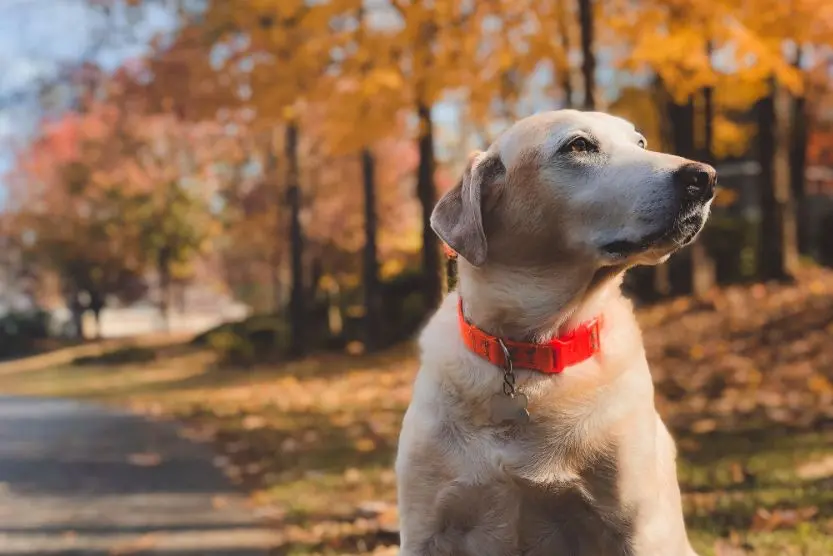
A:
[[430, 470, 635, 556], [428, 426, 635, 556]]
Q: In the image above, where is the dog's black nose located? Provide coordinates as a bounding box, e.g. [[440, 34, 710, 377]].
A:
[[674, 162, 716, 200]]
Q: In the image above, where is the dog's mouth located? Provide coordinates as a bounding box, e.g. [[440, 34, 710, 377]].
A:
[[601, 205, 709, 258]]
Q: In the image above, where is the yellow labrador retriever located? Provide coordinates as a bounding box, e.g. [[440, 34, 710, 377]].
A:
[[396, 110, 715, 556]]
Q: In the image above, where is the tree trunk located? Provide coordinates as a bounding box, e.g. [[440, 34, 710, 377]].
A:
[[757, 77, 799, 281], [157, 248, 171, 333], [90, 291, 104, 340], [417, 100, 442, 310], [267, 128, 283, 314], [687, 237, 715, 296], [175, 284, 187, 313], [270, 261, 283, 315], [361, 147, 383, 351], [652, 264, 671, 297], [789, 46, 810, 254], [556, 1, 574, 108], [642, 77, 676, 300], [667, 93, 715, 296], [577, 0, 596, 110], [703, 41, 715, 160], [691, 46, 717, 297], [668, 95, 695, 297], [669, 95, 695, 157], [310, 257, 323, 297], [286, 121, 306, 356], [69, 296, 85, 341], [92, 308, 102, 340]]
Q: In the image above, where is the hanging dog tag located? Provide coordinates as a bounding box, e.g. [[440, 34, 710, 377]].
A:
[[490, 392, 530, 425]]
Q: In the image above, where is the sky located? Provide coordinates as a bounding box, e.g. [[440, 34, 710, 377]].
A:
[[0, 0, 177, 201]]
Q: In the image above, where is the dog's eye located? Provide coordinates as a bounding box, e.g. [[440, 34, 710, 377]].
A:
[[637, 138, 647, 149], [565, 137, 594, 154]]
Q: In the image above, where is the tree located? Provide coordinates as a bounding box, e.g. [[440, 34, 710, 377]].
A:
[[378, 0, 483, 309], [111, 103, 226, 327], [284, 121, 306, 355], [7, 54, 231, 335], [557, 0, 576, 107], [329, 1, 414, 350], [7, 102, 149, 337], [691, 39, 718, 296], [733, 0, 831, 279], [606, 0, 814, 291], [346, 0, 385, 348], [789, 46, 810, 254], [756, 78, 799, 280], [135, 180, 215, 329], [186, 0, 342, 355], [577, 0, 596, 110]]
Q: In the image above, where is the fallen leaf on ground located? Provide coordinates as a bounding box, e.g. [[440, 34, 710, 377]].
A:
[[691, 418, 717, 434], [796, 455, 833, 480], [751, 506, 818, 532], [355, 438, 376, 452], [356, 501, 392, 519], [714, 539, 750, 556], [109, 533, 159, 555], [242, 414, 266, 430]]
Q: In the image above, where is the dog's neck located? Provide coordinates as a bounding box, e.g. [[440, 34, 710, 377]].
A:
[[456, 261, 625, 343]]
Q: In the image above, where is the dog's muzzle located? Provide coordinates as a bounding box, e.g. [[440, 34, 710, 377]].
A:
[[600, 161, 717, 258]]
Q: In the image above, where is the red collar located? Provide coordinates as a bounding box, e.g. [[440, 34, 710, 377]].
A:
[[457, 298, 602, 374]]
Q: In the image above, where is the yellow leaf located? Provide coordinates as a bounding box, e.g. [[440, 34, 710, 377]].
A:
[[691, 418, 718, 434], [713, 188, 738, 208], [355, 437, 376, 452], [808, 375, 833, 394], [689, 345, 705, 360]]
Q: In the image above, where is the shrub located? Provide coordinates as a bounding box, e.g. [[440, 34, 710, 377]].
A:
[[72, 346, 156, 366], [206, 329, 256, 367], [197, 314, 289, 367], [0, 309, 51, 359], [702, 213, 759, 283]]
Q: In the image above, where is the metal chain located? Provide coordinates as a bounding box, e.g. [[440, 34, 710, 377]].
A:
[[497, 338, 516, 397]]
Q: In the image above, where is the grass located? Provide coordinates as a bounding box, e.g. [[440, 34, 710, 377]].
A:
[[679, 428, 833, 555], [4, 269, 833, 554]]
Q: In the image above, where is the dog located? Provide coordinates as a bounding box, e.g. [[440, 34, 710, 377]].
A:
[[395, 110, 715, 556]]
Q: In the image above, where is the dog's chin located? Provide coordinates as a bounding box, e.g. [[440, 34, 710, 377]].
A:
[[600, 206, 709, 264]]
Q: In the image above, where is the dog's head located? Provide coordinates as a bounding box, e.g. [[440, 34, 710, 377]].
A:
[[432, 110, 716, 270]]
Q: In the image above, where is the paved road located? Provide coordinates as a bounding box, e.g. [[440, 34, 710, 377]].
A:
[[0, 397, 279, 556]]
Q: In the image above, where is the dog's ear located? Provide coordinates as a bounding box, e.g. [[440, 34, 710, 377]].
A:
[[430, 151, 505, 267]]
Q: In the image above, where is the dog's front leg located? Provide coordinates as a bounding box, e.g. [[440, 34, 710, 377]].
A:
[[396, 474, 470, 556], [622, 415, 699, 556], [398, 477, 520, 556]]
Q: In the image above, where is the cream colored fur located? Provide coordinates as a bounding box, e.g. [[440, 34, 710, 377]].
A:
[[395, 110, 714, 556]]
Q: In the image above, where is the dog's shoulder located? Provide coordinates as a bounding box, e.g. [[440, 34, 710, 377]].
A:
[[396, 362, 498, 481], [417, 291, 462, 367], [398, 292, 504, 484]]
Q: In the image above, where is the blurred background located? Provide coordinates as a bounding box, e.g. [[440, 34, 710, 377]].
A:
[[2, 0, 833, 555]]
